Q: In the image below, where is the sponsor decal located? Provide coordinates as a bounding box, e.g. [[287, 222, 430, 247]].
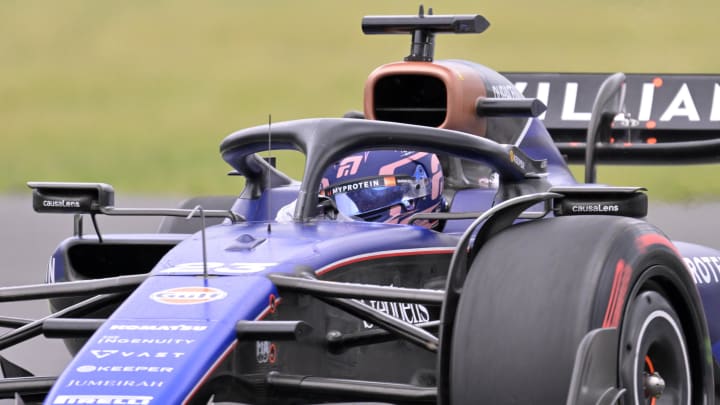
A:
[[491, 84, 521, 99], [335, 154, 366, 178], [91, 350, 185, 359], [76, 365, 173, 373], [53, 395, 153, 405], [66, 379, 164, 388], [570, 203, 620, 213], [328, 178, 382, 196], [640, 82, 712, 123], [43, 199, 81, 208], [684, 256, 720, 285], [150, 286, 227, 305], [109, 324, 207, 332], [159, 262, 277, 275], [256, 341, 277, 364], [508, 150, 526, 170], [513, 76, 720, 126], [514, 80, 590, 120], [357, 299, 431, 329], [97, 336, 195, 345]]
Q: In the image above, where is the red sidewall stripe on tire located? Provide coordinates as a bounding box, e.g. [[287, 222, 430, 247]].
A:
[[603, 259, 633, 328], [636, 233, 678, 255], [603, 233, 678, 328]]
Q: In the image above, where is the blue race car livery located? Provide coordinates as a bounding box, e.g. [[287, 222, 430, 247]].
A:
[[4, 8, 720, 405]]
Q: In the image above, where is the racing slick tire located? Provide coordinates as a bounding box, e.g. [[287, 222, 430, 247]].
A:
[[448, 215, 713, 404]]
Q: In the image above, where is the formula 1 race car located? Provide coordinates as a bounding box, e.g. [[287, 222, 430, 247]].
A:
[[3, 8, 720, 405]]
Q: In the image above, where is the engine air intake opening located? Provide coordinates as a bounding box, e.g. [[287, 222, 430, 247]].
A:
[[373, 74, 447, 127]]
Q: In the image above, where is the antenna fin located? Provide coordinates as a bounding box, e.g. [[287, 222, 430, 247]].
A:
[[267, 114, 272, 233]]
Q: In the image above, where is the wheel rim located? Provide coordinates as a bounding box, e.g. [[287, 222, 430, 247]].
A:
[[624, 292, 691, 405]]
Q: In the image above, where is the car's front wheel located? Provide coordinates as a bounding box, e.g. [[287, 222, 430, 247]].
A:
[[446, 215, 712, 404]]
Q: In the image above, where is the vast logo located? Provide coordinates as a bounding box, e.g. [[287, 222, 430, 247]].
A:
[[90, 350, 185, 359], [150, 286, 227, 305]]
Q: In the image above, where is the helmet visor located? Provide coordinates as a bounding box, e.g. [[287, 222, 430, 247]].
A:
[[322, 166, 430, 216]]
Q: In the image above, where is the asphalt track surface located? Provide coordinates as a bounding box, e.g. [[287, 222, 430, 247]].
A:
[[0, 195, 717, 380]]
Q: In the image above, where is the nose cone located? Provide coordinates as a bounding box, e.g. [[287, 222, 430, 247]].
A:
[[45, 275, 277, 404]]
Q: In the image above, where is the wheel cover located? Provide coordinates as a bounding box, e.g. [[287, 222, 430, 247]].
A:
[[623, 293, 691, 405]]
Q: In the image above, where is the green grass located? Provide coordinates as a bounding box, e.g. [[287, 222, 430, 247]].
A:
[[2, 1, 719, 199]]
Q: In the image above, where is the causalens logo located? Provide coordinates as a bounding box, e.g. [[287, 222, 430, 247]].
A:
[[150, 287, 227, 305], [43, 199, 81, 208], [570, 203, 619, 213]]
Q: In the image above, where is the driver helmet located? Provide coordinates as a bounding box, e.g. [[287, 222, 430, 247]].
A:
[[320, 150, 445, 229]]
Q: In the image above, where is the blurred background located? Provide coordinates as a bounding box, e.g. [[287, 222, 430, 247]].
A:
[[2, 0, 719, 200]]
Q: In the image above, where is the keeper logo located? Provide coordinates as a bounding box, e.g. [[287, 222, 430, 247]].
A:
[[76, 365, 173, 373]]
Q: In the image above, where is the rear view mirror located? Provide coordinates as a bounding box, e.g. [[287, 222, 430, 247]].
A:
[[27, 182, 115, 214]]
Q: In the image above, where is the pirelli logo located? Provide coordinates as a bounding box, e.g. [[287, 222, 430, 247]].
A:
[[53, 395, 153, 405]]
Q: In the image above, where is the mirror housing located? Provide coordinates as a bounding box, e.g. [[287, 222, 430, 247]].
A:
[[27, 182, 115, 214]]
